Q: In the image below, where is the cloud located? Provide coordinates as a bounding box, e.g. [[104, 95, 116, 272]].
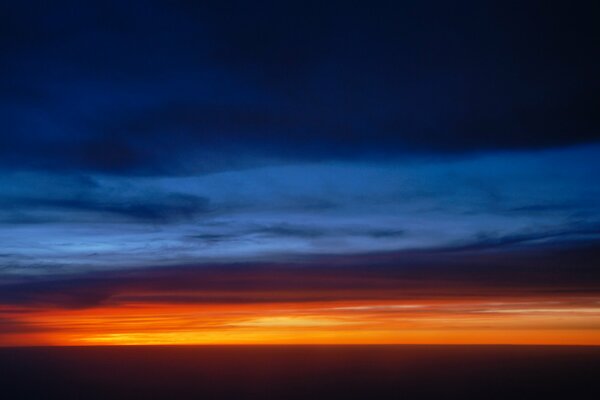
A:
[[0, 148, 598, 276], [0, 1, 598, 175], [1, 240, 598, 310], [0, 173, 212, 223], [188, 224, 405, 243], [438, 223, 600, 252], [0, 193, 211, 223], [0, 317, 47, 334]]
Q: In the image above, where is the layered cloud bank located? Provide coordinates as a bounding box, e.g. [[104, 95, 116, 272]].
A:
[[1, 146, 598, 275]]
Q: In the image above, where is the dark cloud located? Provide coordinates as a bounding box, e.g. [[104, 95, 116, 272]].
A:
[[246, 224, 405, 240], [1, 240, 598, 309], [437, 224, 600, 252], [0, 317, 47, 334], [187, 223, 405, 245], [0, 278, 113, 309], [0, 1, 598, 175], [0, 193, 211, 223]]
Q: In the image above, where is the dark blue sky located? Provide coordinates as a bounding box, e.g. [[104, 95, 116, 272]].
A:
[[2, 1, 598, 174], [0, 1, 599, 298]]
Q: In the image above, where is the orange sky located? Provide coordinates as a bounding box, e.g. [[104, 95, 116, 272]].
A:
[[2, 296, 599, 346]]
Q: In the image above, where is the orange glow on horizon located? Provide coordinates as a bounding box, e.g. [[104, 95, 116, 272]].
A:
[[1, 297, 599, 346]]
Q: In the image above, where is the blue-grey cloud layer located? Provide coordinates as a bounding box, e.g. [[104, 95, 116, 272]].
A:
[[0, 146, 598, 275]]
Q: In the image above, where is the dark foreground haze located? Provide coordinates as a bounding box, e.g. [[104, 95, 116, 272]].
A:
[[1, 345, 598, 399]]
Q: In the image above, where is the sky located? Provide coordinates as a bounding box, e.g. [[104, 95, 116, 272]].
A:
[[0, 0, 599, 345]]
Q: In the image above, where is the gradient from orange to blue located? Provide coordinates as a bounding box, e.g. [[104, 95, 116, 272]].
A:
[[2, 245, 599, 346], [1, 1, 599, 348]]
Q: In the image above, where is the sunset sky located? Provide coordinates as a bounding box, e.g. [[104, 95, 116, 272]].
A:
[[0, 0, 599, 346]]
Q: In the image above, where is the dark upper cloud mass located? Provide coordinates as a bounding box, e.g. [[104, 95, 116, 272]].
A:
[[0, 0, 598, 175]]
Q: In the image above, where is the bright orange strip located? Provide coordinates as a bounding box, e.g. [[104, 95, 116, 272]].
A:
[[2, 297, 599, 346]]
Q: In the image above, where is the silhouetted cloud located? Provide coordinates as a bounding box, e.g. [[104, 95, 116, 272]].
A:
[[1, 240, 598, 309]]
